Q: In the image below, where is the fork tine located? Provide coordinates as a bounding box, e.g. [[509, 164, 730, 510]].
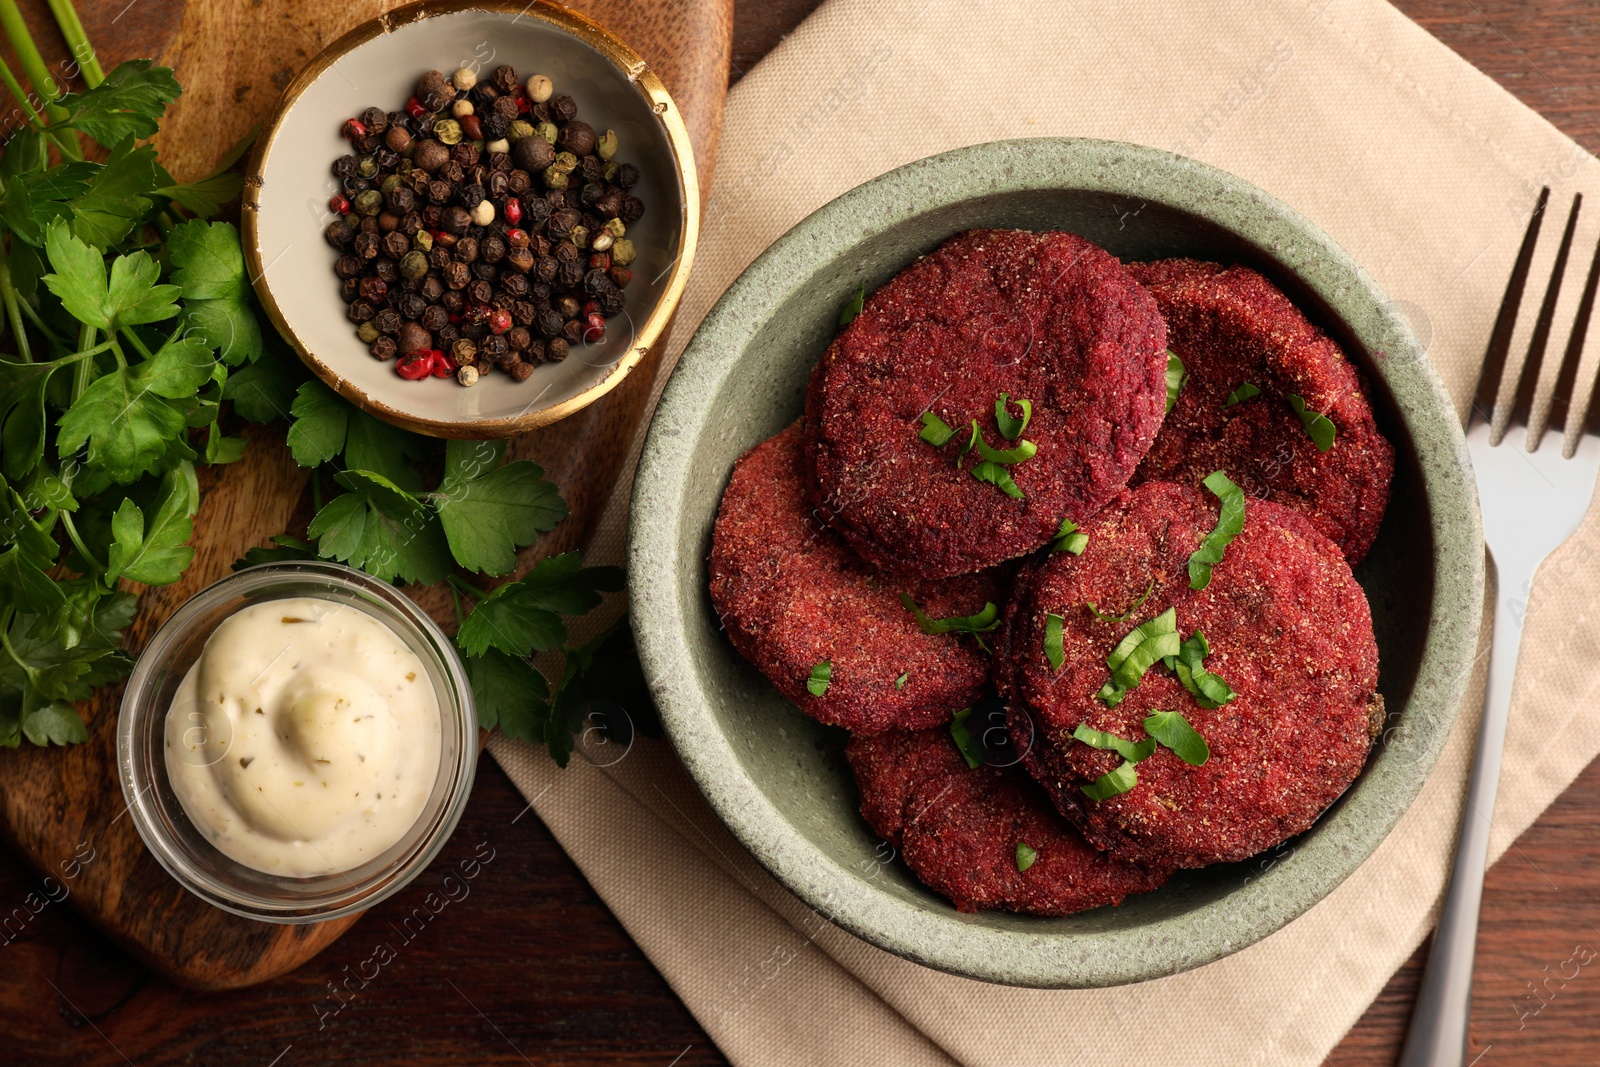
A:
[[1475, 186, 1551, 423], [1492, 192, 1581, 444], [1528, 194, 1600, 451]]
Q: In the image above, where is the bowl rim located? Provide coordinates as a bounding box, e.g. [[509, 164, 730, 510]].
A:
[[628, 136, 1485, 988], [241, 0, 700, 439]]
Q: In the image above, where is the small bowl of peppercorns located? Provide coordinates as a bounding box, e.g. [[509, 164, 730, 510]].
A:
[[243, 0, 697, 437]]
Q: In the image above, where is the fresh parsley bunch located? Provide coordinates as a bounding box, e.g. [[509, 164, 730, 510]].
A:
[[246, 381, 647, 766], [0, 40, 283, 749]]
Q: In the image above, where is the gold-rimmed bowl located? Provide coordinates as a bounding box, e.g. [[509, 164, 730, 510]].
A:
[[243, 0, 697, 438]]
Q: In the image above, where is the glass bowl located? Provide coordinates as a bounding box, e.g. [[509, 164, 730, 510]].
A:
[[116, 561, 477, 923]]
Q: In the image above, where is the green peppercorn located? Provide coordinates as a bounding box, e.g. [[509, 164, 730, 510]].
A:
[[357, 155, 379, 178], [354, 189, 384, 216], [380, 174, 402, 194], [542, 165, 568, 189], [357, 321, 380, 343], [603, 217, 626, 237], [507, 119, 535, 142], [553, 151, 578, 173], [596, 128, 618, 161], [434, 118, 463, 146], [400, 250, 429, 279], [602, 160, 619, 181], [611, 238, 636, 266], [536, 121, 558, 145], [569, 225, 589, 249], [413, 230, 434, 252]]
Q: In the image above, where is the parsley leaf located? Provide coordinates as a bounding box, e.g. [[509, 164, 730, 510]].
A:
[[1188, 470, 1245, 590], [969, 460, 1023, 499], [56, 365, 191, 482], [1044, 612, 1065, 671], [806, 661, 832, 697], [223, 347, 301, 423], [1087, 579, 1155, 623], [949, 707, 982, 768], [1081, 759, 1140, 801], [838, 284, 865, 327], [899, 593, 1000, 637], [234, 534, 318, 570], [466, 647, 551, 740], [1166, 350, 1185, 412], [69, 140, 160, 249], [166, 220, 262, 364], [307, 470, 450, 585], [1288, 393, 1337, 452], [1142, 710, 1210, 766], [0, 359, 55, 480], [431, 440, 568, 575], [1097, 606, 1180, 706], [1015, 842, 1038, 872], [54, 60, 180, 146], [43, 220, 180, 331], [455, 552, 623, 657], [974, 435, 1037, 465], [20, 701, 88, 747], [285, 380, 349, 466], [158, 172, 246, 220], [1050, 517, 1088, 555], [105, 464, 199, 585], [1172, 629, 1237, 709], [995, 393, 1032, 440], [919, 410, 957, 447], [1224, 382, 1261, 406], [1072, 722, 1157, 763]]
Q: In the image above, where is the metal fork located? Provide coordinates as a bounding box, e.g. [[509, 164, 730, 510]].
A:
[[1401, 188, 1600, 1066]]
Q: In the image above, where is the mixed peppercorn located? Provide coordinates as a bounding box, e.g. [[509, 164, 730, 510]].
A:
[[325, 63, 645, 385]]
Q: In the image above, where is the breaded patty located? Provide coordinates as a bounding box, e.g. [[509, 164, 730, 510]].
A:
[[1129, 259, 1393, 563], [709, 421, 1003, 733], [998, 480, 1383, 869], [806, 229, 1168, 579], [847, 726, 1170, 915]]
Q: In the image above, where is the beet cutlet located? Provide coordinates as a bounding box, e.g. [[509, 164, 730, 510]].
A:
[[846, 727, 1170, 915], [998, 480, 1383, 869], [709, 421, 1002, 734], [806, 229, 1168, 580], [1128, 259, 1393, 563]]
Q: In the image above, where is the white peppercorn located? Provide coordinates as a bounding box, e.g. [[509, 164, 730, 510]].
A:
[[452, 99, 475, 118], [452, 67, 477, 92], [526, 74, 553, 103], [456, 364, 480, 386], [470, 199, 495, 226]]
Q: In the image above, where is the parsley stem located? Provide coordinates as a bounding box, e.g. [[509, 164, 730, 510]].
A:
[[70, 323, 94, 401], [0, 608, 26, 673], [120, 327, 154, 361], [445, 573, 485, 601], [0, 55, 43, 132], [42, 0, 102, 88], [108, 335, 127, 370], [13, 290, 66, 347], [0, 248, 28, 362], [0, 0, 80, 161], [59, 510, 103, 577], [449, 583, 464, 628]]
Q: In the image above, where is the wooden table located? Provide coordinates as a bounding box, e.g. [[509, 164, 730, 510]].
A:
[[5, 1, 1600, 1063]]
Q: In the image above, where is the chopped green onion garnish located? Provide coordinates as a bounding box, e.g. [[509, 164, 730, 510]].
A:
[[1172, 630, 1236, 709], [1142, 710, 1210, 765], [919, 411, 957, 447], [969, 460, 1024, 499], [838, 284, 865, 326], [1044, 613, 1065, 671], [1224, 382, 1261, 407], [1287, 393, 1336, 451], [955, 420, 980, 463], [1015, 841, 1038, 872], [1081, 759, 1139, 801], [900, 593, 1000, 636], [1187, 471, 1245, 590], [1166, 351, 1186, 412], [1087, 579, 1155, 624], [1072, 722, 1157, 763], [806, 661, 832, 697], [950, 707, 982, 768], [1050, 517, 1088, 555], [995, 394, 1033, 440], [1098, 606, 1181, 704], [974, 436, 1038, 465], [895, 672, 909, 690]]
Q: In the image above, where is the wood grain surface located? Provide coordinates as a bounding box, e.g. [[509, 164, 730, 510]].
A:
[[2, 0, 1599, 1064], [0, 0, 731, 993]]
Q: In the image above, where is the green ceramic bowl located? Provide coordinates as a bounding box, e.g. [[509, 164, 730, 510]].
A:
[[628, 138, 1482, 988]]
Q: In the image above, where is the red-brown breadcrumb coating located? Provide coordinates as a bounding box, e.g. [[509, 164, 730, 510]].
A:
[[1127, 259, 1394, 563], [805, 229, 1168, 579], [998, 480, 1383, 869], [847, 726, 1170, 915], [709, 421, 1004, 734]]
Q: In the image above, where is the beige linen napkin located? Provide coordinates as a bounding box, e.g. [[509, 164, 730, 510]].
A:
[[490, 1, 1600, 1063]]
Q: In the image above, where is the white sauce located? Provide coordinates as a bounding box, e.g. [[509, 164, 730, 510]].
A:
[[164, 597, 441, 877]]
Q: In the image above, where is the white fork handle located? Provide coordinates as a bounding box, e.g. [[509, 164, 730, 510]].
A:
[[1399, 553, 1531, 1067]]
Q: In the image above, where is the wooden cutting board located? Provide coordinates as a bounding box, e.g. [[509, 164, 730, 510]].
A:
[[0, 0, 730, 990]]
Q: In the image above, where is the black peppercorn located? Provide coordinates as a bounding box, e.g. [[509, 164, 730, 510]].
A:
[[341, 175, 369, 197], [340, 277, 360, 303], [358, 276, 388, 305], [594, 190, 623, 219], [374, 258, 400, 285], [548, 337, 569, 361], [375, 307, 401, 335], [373, 146, 399, 170], [597, 286, 625, 316], [481, 234, 507, 263], [421, 274, 445, 301], [553, 241, 579, 264], [462, 321, 488, 342], [457, 183, 485, 210], [443, 261, 470, 289], [400, 211, 423, 236], [502, 272, 530, 297], [513, 300, 537, 326], [442, 289, 465, 314], [619, 195, 644, 224], [558, 121, 596, 156], [370, 335, 397, 361], [324, 222, 353, 248], [420, 304, 448, 331], [525, 338, 546, 363], [491, 64, 520, 93], [347, 299, 375, 323], [482, 333, 510, 360], [550, 94, 577, 123], [557, 259, 583, 288], [469, 279, 494, 305], [414, 111, 438, 136], [487, 170, 510, 199], [471, 261, 498, 282], [353, 232, 380, 260], [384, 185, 415, 214], [381, 231, 410, 259], [615, 163, 640, 189], [507, 326, 531, 352], [536, 309, 563, 338], [508, 358, 535, 382], [454, 236, 480, 263], [398, 292, 428, 320], [441, 205, 472, 234], [482, 112, 509, 140], [427, 247, 451, 271], [438, 324, 461, 346], [534, 255, 558, 282], [578, 155, 603, 183], [507, 169, 531, 195], [426, 179, 452, 206]]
